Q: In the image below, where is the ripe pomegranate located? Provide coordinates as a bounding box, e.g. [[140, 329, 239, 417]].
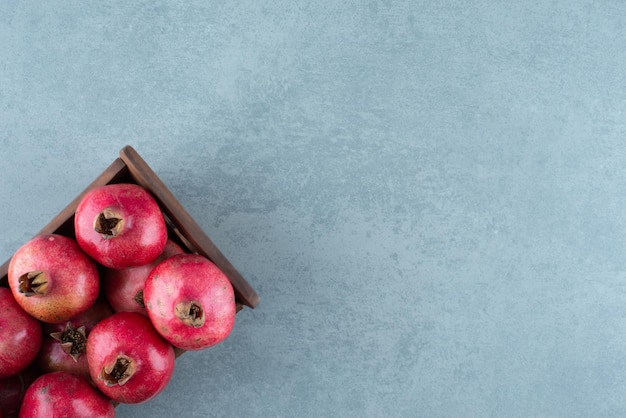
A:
[[0, 288, 42, 378], [37, 300, 114, 377], [19, 372, 114, 417], [7, 234, 100, 323], [87, 312, 175, 404], [74, 183, 168, 269], [103, 239, 185, 315], [144, 254, 236, 350], [0, 366, 40, 418]]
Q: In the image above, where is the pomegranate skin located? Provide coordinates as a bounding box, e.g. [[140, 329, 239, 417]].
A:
[[103, 239, 184, 315], [36, 333, 90, 378], [7, 234, 100, 323], [45, 299, 115, 333], [19, 372, 114, 418], [87, 312, 175, 404], [0, 288, 42, 378], [74, 183, 168, 269], [144, 254, 236, 351], [37, 300, 114, 377]]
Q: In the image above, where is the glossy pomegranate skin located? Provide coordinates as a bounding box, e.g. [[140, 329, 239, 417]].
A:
[[37, 300, 114, 377], [19, 372, 114, 418], [7, 234, 100, 323], [104, 239, 184, 315], [87, 312, 175, 404], [144, 254, 236, 351], [48, 299, 115, 332], [0, 288, 42, 378], [36, 331, 90, 378], [74, 183, 168, 269]]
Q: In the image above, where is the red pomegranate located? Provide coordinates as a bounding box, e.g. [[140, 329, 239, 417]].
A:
[[144, 254, 236, 350], [19, 372, 114, 417], [37, 300, 114, 377], [103, 239, 184, 315], [7, 234, 100, 323], [0, 288, 42, 378], [74, 183, 168, 269], [87, 312, 175, 404]]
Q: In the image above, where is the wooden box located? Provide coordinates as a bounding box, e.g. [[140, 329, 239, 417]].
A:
[[0, 145, 259, 356]]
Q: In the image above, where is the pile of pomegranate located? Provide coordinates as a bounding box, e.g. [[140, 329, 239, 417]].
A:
[[0, 183, 237, 417]]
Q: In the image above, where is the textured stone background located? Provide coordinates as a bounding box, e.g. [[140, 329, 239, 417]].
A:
[[2, 1, 626, 417]]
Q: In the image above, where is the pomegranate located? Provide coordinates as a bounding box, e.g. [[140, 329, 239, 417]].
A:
[[7, 234, 99, 323], [37, 300, 114, 377], [0, 288, 42, 378], [87, 312, 175, 404], [45, 299, 115, 332], [103, 239, 184, 315], [19, 372, 114, 417], [74, 183, 168, 269], [0, 366, 40, 418], [144, 254, 236, 350]]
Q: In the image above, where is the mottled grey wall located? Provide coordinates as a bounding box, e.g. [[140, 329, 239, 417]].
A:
[[2, 1, 626, 417]]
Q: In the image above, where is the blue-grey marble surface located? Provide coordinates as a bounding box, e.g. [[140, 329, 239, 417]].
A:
[[2, 1, 626, 417]]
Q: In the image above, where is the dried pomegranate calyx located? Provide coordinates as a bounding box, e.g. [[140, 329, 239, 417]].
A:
[[175, 300, 205, 328], [50, 322, 87, 362], [94, 208, 124, 238], [134, 289, 145, 308], [18, 271, 49, 296], [101, 355, 135, 386]]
